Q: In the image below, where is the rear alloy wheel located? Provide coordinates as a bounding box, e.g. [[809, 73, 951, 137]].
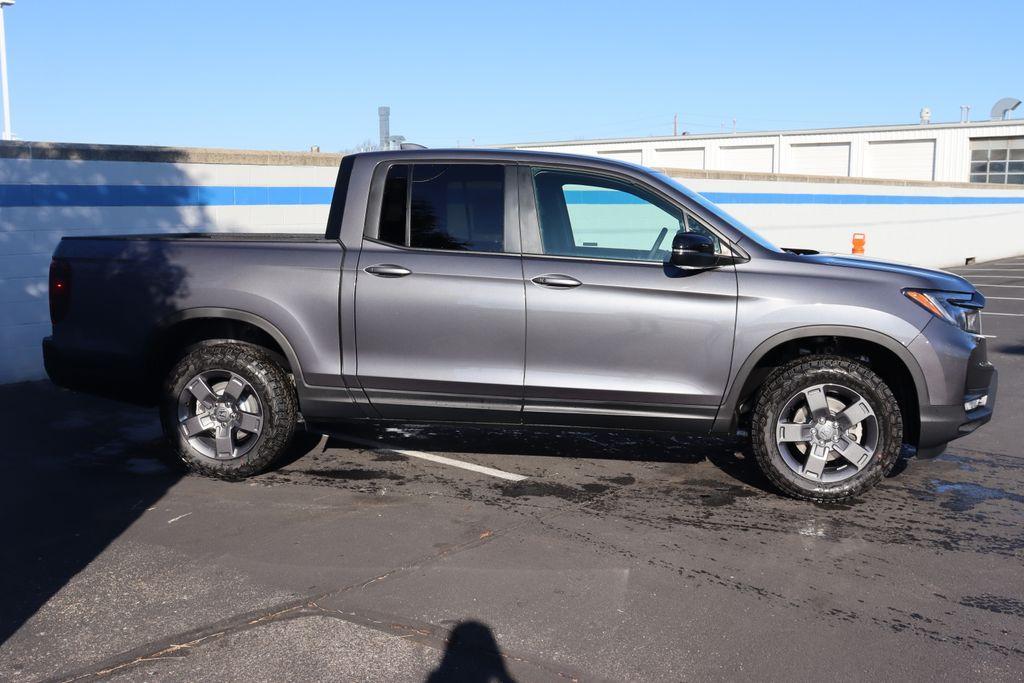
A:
[[176, 369, 265, 461], [161, 342, 297, 479], [751, 355, 902, 501]]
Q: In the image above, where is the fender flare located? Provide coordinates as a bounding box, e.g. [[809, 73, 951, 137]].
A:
[[713, 325, 929, 432], [152, 307, 305, 384]]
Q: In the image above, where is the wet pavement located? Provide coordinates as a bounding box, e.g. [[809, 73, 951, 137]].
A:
[[1, 258, 1023, 681]]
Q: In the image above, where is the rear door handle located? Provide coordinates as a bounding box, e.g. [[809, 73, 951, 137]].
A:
[[531, 274, 582, 289], [364, 264, 412, 278]]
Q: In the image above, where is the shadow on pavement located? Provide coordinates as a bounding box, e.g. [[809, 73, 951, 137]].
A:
[[426, 621, 516, 683], [0, 381, 180, 646]]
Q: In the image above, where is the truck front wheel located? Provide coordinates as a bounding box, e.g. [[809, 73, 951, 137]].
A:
[[160, 341, 297, 479], [750, 355, 903, 501]]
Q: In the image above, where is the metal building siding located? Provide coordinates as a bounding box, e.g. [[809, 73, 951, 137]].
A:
[[865, 139, 936, 181], [652, 147, 705, 169], [508, 121, 1024, 184], [596, 149, 643, 164], [787, 143, 851, 176], [719, 145, 774, 173]]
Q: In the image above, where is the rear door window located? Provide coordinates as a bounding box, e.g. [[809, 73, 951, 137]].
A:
[[377, 164, 505, 253]]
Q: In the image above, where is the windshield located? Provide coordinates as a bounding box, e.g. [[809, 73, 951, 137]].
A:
[[653, 172, 782, 252]]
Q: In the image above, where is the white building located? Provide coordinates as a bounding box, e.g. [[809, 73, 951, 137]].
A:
[[504, 119, 1024, 186]]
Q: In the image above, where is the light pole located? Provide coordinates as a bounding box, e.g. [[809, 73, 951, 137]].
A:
[[0, 0, 14, 141]]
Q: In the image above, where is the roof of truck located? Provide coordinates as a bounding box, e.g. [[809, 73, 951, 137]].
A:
[[347, 147, 648, 172]]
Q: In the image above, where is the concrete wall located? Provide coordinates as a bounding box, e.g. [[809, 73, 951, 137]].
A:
[[0, 142, 339, 384], [507, 119, 1024, 184], [667, 172, 1024, 268], [1, 141, 1023, 385]]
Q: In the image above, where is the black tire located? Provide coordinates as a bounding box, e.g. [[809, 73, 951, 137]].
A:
[[751, 355, 903, 502], [160, 341, 298, 479]]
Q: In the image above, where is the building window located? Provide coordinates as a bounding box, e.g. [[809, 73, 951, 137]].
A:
[[970, 137, 1024, 185]]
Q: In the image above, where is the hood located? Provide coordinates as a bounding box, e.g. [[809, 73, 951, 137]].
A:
[[794, 252, 975, 293]]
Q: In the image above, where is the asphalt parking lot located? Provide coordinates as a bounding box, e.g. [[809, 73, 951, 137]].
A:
[[2, 256, 1023, 682]]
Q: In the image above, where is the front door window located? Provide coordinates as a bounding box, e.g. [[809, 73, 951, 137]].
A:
[[531, 169, 722, 261]]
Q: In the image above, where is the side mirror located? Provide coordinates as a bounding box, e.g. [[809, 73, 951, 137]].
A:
[[670, 232, 719, 269]]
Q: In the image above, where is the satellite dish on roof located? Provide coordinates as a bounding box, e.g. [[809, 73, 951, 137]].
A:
[[990, 97, 1021, 120]]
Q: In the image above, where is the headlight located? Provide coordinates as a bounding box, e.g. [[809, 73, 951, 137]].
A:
[[904, 289, 983, 334]]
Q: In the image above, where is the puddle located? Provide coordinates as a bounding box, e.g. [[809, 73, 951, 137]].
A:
[[697, 484, 759, 507], [372, 452, 409, 462], [670, 479, 760, 507], [295, 468, 404, 481], [601, 475, 636, 486], [931, 480, 1024, 511], [959, 594, 1024, 618], [497, 481, 605, 501]]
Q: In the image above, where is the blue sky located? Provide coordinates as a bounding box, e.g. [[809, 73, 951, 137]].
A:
[[7, 1, 1023, 151]]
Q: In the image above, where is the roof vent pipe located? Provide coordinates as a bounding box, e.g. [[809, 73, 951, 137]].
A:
[[990, 97, 1021, 120]]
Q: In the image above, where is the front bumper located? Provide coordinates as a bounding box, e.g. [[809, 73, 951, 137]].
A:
[[910, 319, 998, 454], [917, 374, 997, 452]]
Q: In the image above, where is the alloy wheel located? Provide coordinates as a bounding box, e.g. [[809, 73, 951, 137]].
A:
[[775, 383, 878, 483], [176, 369, 264, 460]]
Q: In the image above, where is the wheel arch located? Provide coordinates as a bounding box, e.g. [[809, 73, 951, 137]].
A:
[[715, 326, 928, 444], [149, 308, 304, 391]]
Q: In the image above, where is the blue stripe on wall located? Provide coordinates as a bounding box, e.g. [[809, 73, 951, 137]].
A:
[[0, 184, 335, 207], [565, 188, 1024, 206], [569, 187, 1024, 205], [701, 192, 1024, 205], [0, 184, 1023, 207]]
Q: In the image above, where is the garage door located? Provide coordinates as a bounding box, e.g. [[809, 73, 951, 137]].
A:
[[788, 143, 850, 176], [719, 145, 774, 173], [654, 147, 705, 169], [866, 140, 935, 181]]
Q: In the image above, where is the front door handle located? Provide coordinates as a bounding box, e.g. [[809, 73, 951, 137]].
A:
[[532, 274, 582, 289], [365, 264, 412, 278]]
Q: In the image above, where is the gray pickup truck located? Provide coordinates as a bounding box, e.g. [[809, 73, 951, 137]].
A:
[[43, 149, 996, 500]]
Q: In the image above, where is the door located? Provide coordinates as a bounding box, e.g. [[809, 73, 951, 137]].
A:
[[355, 162, 525, 421], [520, 166, 738, 430]]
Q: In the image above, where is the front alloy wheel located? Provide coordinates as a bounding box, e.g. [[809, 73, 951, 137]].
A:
[[775, 383, 878, 483], [751, 355, 903, 501]]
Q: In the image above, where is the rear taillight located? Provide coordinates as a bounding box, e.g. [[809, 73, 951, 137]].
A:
[[49, 259, 71, 324]]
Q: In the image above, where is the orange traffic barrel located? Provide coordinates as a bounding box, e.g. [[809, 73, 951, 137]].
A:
[[852, 232, 866, 255]]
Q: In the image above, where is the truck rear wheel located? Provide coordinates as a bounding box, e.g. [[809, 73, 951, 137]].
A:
[[160, 341, 297, 479], [750, 355, 903, 501]]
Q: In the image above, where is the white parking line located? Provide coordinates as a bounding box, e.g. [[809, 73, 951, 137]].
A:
[[974, 284, 1024, 288], [958, 269, 1024, 273], [340, 436, 529, 482], [959, 275, 1024, 279], [981, 312, 1024, 317], [984, 296, 1024, 301]]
